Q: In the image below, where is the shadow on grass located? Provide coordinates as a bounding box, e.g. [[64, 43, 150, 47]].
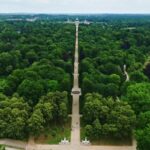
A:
[[35, 118, 71, 144], [80, 118, 132, 146]]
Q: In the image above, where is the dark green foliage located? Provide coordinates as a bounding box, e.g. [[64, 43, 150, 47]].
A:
[[130, 71, 148, 82], [83, 93, 136, 139], [137, 111, 150, 129], [0, 15, 150, 147], [144, 62, 150, 79], [0, 22, 73, 106], [17, 79, 45, 105], [78, 21, 150, 148], [136, 125, 150, 150], [0, 20, 72, 139], [79, 22, 150, 101]]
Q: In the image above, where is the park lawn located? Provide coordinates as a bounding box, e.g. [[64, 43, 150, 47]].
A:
[[35, 118, 71, 144], [80, 118, 132, 146]]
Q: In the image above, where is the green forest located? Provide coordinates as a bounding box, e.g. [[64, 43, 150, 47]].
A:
[[0, 20, 74, 141], [0, 15, 150, 150], [79, 18, 150, 149]]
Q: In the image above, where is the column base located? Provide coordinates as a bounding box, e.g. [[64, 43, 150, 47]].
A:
[[71, 88, 81, 95]]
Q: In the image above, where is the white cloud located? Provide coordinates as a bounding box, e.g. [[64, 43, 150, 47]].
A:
[[0, 0, 150, 13]]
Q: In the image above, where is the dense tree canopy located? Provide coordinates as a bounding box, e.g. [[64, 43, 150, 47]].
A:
[[0, 91, 68, 138], [83, 93, 136, 139], [0, 15, 150, 148], [0, 20, 73, 139], [0, 94, 30, 139], [0, 22, 74, 106], [125, 83, 150, 114], [78, 18, 150, 148]]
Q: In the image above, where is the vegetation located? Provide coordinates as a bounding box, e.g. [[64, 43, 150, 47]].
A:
[[35, 118, 71, 144], [83, 93, 136, 139], [0, 20, 74, 140], [28, 91, 68, 136], [0, 14, 150, 149], [78, 16, 150, 148], [0, 145, 5, 150]]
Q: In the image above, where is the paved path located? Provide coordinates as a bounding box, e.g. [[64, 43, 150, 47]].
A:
[[35, 144, 136, 150], [26, 136, 36, 150], [71, 19, 81, 147], [0, 139, 26, 149], [5, 147, 22, 150], [124, 64, 130, 81], [0, 141, 136, 150]]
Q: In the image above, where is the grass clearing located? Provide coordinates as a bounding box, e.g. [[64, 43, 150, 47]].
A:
[[35, 118, 71, 144]]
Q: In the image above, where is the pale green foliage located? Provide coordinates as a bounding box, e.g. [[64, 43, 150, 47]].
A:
[[0, 94, 30, 139], [126, 83, 150, 114]]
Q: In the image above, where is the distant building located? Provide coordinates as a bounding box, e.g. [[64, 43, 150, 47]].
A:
[[76, 18, 79, 21], [84, 20, 90, 25], [26, 17, 38, 22], [75, 18, 80, 25]]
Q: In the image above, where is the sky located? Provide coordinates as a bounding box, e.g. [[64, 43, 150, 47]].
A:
[[0, 0, 150, 14]]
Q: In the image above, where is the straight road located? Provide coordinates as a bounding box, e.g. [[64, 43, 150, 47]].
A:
[[71, 19, 81, 147]]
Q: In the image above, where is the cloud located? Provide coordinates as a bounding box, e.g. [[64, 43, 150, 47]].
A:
[[32, 0, 49, 4], [0, 0, 150, 13]]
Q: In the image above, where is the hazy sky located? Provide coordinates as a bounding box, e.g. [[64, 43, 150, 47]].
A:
[[0, 0, 150, 14]]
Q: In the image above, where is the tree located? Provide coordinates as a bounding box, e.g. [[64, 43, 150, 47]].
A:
[[85, 125, 93, 139], [0, 79, 8, 93], [0, 52, 13, 75], [130, 71, 148, 82], [24, 70, 40, 81], [144, 62, 150, 79], [109, 74, 121, 85], [136, 125, 150, 150], [17, 79, 45, 105], [25, 50, 38, 64], [83, 98, 102, 123], [126, 83, 150, 114], [104, 83, 119, 97], [28, 109, 45, 136], [121, 39, 131, 50], [46, 80, 59, 92], [0, 94, 30, 139], [83, 93, 136, 139], [92, 119, 102, 139], [34, 102, 53, 122], [137, 111, 150, 129], [40, 91, 68, 123], [81, 58, 95, 73], [61, 76, 71, 92], [99, 63, 122, 75], [82, 77, 95, 94]]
